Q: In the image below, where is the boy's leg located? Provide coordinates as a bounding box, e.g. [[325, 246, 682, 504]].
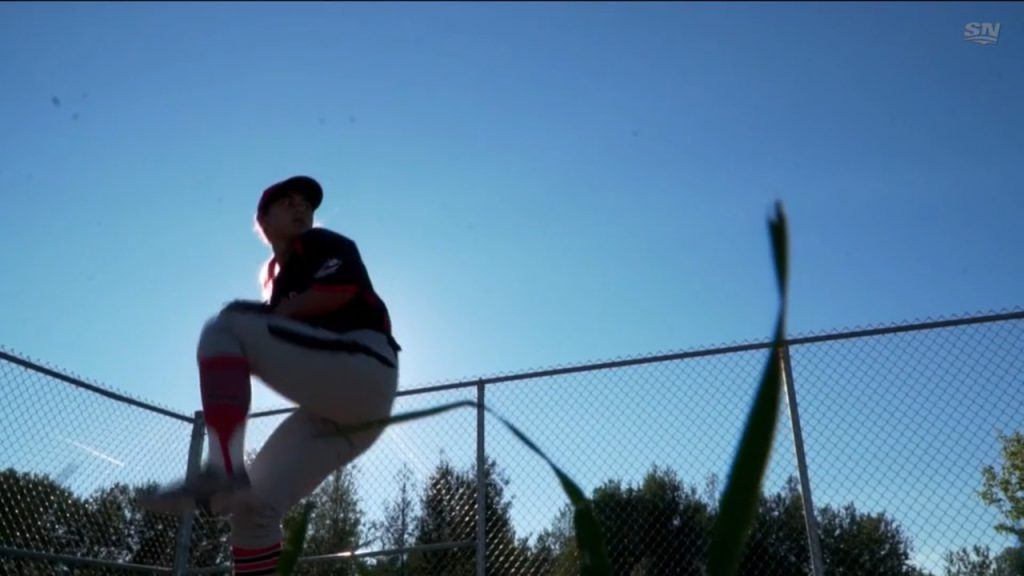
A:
[[139, 307, 397, 512], [221, 312, 399, 428], [226, 407, 390, 574], [221, 312, 397, 575], [196, 337, 253, 480], [135, 309, 261, 513], [188, 306, 398, 475]]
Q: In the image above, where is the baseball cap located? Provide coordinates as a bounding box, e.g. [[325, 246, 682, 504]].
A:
[[257, 175, 323, 216]]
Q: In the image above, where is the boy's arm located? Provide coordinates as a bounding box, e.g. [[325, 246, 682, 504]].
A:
[[273, 286, 358, 319]]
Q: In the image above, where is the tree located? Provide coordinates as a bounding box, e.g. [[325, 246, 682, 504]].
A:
[[0, 469, 186, 574], [285, 465, 367, 576], [129, 514, 179, 567], [0, 468, 92, 574], [79, 480, 204, 570], [368, 463, 420, 576], [738, 476, 811, 575], [942, 544, 1021, 576], [408, 454, 525, 576], [942, 544, 1023, 576], [529, 468, 933, 576], [0, 456, 947, 576], [408, 456, 476, 576], [587, 466, 714, 575], [636, 466, 713, 575], [81, 482, 146, 566], [528, 505, 578, 576], [948, 430, 1024, 576], [945, 545, 996, 576], [981, 431, 1024, 543], [818, 502, 925, 576], [993, 546, 1024, 575]]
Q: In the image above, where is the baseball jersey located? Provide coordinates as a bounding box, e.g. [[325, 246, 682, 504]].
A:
[[268, 227, 400, 353]]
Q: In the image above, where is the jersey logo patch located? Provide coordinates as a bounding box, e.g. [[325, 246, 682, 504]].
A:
[[314, 258, 343, 279]]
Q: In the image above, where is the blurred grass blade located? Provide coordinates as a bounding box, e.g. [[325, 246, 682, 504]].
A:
[[483, 406, 612, 576], [277, 499, 314, 575], [286, 399, 613, 576], [708, 201, 789, 576]]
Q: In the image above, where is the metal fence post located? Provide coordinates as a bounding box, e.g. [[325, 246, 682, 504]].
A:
[[172, 410, 207, 576], [779, 345, 825, 576], [476, 380, 486, 576]]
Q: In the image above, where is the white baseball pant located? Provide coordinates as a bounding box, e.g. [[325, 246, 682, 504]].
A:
[[196, 308, 398, 549]]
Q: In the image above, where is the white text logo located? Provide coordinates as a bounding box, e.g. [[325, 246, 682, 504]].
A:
[[315, 258, 343, 278], [964, 22, 1000, 45]]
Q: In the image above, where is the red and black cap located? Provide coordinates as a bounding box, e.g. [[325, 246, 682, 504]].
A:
[[257, 175, 323, 217]]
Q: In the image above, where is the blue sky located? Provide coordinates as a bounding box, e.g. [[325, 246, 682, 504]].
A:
[[1, 1, 1022, 572]]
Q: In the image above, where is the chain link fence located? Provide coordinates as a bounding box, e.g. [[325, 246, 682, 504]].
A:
[[786, 315, 1024, 575], [0, 349, 199, 575], [2, 308, 1023, 575]]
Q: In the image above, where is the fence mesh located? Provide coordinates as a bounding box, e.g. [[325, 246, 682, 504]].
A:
[[224, 386, 483, 576], [2, 309, 1023, 576], [478, 344, 803, 576], [788, 316, 1024, 576], [0, 349, 196, 575]]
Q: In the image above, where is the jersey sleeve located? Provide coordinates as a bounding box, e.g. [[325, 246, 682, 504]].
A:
[[301, 229, 370, 295]]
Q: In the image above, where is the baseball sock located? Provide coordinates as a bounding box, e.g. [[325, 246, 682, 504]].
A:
[[199, 356, 251, 477], [232, 542, 281, 575]]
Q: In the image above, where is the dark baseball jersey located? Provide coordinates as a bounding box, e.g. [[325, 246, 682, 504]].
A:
[[268, 227, 400, 353]]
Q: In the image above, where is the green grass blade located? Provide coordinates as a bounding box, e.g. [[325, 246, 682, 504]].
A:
[[483, 406, 613, 576], [325, 400, 480, 438], [707, 202, 789, 576], [277, 499, 315, 575]]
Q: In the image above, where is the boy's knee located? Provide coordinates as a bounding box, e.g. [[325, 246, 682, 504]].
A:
[[197, 311, 241, 358]]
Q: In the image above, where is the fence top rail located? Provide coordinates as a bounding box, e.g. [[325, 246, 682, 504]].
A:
[[0, 546, 173, 574], [785, 309, 1024, 346], [248, 308, 1024, 416], [0, 348, 194, 424], [5, 308, 1021, 421], [401, 308, 1024, 393]]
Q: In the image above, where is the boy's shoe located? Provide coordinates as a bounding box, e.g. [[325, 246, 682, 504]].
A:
[[137, 466, 251, 516]]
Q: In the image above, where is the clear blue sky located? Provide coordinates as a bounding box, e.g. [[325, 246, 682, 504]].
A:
[[2, 2, 1022, 572]]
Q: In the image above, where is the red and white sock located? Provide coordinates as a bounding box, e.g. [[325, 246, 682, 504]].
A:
[[199, 356, 251, 476], [232, 542, 281, 575]]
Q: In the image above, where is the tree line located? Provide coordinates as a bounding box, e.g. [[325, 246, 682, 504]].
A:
[[2, 432, 1022, 575]]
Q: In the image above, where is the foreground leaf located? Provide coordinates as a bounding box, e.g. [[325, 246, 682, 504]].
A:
[[277, 499, 315, 575], [708, 201, 789, 575]]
